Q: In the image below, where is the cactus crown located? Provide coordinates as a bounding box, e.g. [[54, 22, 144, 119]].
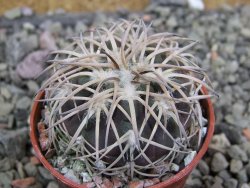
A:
[[40, 20, 214, 180]]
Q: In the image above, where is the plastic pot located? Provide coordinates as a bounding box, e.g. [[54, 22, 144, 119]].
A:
[[30, 87, 214, 188]]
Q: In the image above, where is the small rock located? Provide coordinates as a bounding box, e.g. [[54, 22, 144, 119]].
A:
[[185, 177, 203, 188], [38, 167, 54, 181], [11, 177, 36, 188], [215, 123, 243, 144], [0, 127, 28, 159], [144, 178, 160, 187], [26, 81, 39, 94], [23, 22, 35, 31], [0, 102, 14, 116], [241, 28, 250, 39], [111, 176, 123, 188], [101, 178, 114, 188], [46, 181, 59, 188], [243, 128, 250, 141], [198, 160, 210, 175], [30, 156, 40, 165], [93, 175, 102, 185], [64, 169, 80, 184], [24, 162, 37, 177], [16, 162, 25, 179], [188, 0, 204, 10], [227, 145, 248, 162], [0, 63, 7, 71], [209, 134, 231, 153], [230, 159, 243, 173], [1, 87, 12, 100], [4, 8, 22, 19], [0, 172, 14, 187], [0, 158, 14, 172], [16, 50, 49, 79], [224, 178, 238, 188], [21, 7, 33, 16], [237, 169, 248, 184], [128, 180, 144, 188], [40, 31, 57, 51], [190, 168, 202, 178], [16, 96, 32, 110], [166, 16, 178, 28], [211, 152, 229, 172], [75, 21, 88, 34], [240, 183, 250, 188], [218, 170, 232, 181]]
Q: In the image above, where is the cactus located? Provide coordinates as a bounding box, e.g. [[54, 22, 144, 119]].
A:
[[38, 20, 215, 180]]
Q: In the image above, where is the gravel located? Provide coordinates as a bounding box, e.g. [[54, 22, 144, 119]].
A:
[[0, 1, 250, 187]]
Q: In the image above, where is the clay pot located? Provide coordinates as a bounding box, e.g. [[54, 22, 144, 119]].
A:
[[30, 87, 214, 188]]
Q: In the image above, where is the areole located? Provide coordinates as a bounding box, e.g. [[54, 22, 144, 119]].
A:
[[30, 87, 214, 188]]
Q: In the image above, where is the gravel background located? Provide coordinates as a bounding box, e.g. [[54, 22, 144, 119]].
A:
[[0, 1, 250, 188]]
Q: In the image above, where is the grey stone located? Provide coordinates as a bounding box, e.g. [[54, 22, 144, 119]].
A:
[[227, 145, 248, 162], [225, 61, 239, 73], [75, 21, 88, 34], [23, 22, 35, 31], [185, 178, 203, 188], [16, 96, 32, 110], [237, 169, 248, 184], [26, 80, 39, 94], [0, 171, 15, 188], [166, 16, 178, 28], [218, 170, 231, 181], [0, 127, 28, 159], [4, 8, 21, 19], [0, 87, 12, 100], [214, 123, 243, 145], [240, 183, 250, 188], [6, 32, 39, 63], [24, 162, 37, 177], [47, 181, 59, 188], [211, 153, 229, 172], [0, 103, 14, 116], [241, 28, 250, 39], [230, 159, 243, 173], [209, 134, 231, 153], [0, 63, 7, 71], [197, 160, 210, 175], [246, 163, 250, 177], [0, 158, 14, 172], [190, 168, 201, 178], [242, 81, 250, 90], [7, 115, 15, 129], [38, 166, 54, 180], [16, 162, 25, 179], [224, 178, 238, 188]]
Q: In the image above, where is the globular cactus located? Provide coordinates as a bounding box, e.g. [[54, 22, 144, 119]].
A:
[[39, 20, 215, 180]]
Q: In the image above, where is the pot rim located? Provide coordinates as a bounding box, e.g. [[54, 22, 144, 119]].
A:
[[30, 87, 214, 188]]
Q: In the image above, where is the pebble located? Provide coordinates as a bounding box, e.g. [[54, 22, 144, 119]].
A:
[[197, 160, 210, 175], [224, 178, 238, 188], [16, 162, 25, 179], [16, 96, 32, 110], [0, 102, 14, 116], [46, 181, 59, 188], [237, 169, 248, 184], [230, 159, 243, 173], [227, 145, 248, 162], [211, 153, 229, 172], [0, 158, 14, 172], [24, 162, 38, 177], [0, 128, 28, 159], [38, 166, 54, 181], [241, 28, 250, 38], [4, 8, 22, 19]]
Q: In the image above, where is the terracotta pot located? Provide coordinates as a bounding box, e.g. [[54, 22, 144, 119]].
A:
[[30, 87, 214, 188]]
